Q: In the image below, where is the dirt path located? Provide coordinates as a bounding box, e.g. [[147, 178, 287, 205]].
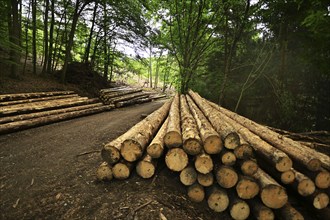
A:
[[0, 101, 229, 220]]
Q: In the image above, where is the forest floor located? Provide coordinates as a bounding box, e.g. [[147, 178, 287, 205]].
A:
[[0, 101, 230, 220]]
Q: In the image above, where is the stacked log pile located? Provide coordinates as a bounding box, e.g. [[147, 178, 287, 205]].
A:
[[97, 91, 330, 220], [99, 86, 167, 107], [0, 91, 112, 134]]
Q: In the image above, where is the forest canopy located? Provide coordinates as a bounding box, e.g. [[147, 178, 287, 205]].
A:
[[1, 0, 330, 131]]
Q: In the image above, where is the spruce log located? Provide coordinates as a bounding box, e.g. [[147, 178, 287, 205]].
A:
[[100, 88, 142, 99], [165, 148, 188, 172], [187, 91, 240, 150], [146, 117, 169, 158], [99, 86, 130, 94], [311, 191, 329, 209], [239, 159, 258, 176], [187, 183, 205, 203], [207, 186, 229, 212], [180, 95, 202, 155], [197, 173, 214, 187], [136, 154, 156, 179], [164, 93, 182, 148], [229, 190, 250, 220], [215, 165, 238, 189], [112, 160, 133, 180], [96, 162, 113, 182], [302, 168, 330, 189], [106, 92, 148, 104], [0, 105, 113, 135], [0, 103, 104, 124], [291, 169, 316, 196], [219, 149, 237, 166], [180, 166, 198, 186], [0, 91, 75, 101], [252, 168, 288, 209], [0, 94, 78, 106], [300, 141, 330, 156], [186, 95, 222, 154], [194, 151, 213, 174], [209, 100, 323, 171], [115, 96, 152, 108], [248, 198, 275, 220], [102, 100, 171, 164], [236, 175, 260, 199], [234, 139, 254, 160], [120, 100, 171, 162], [275, 203, 304, 220]]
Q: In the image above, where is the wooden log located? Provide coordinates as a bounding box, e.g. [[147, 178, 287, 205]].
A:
[[310, 190, 329, 209], [248, 198, 275, 220], [112, 160, 133, 180], [102, 100, 171, 165], [186, 95, 223, 154], [180, 165, 197, 186], [209, 100, 323, 171], [187, 91, 240, 150], [165, 148, 188, 172], [136, 154, 156, 179], [114, 96, 152, 108], [229, 190, 250, 220], [187, 183, 205, 203], [238, 159, 258, 176], [96, 162, 113, 182], [194, 151, 213, 174], [302, 168, 330, 189], [291, 169, 316, 196], [275, 203, 304, 220], [215, 165, 238, 189], [197, 172, 214, 187], [0, 103, 104, 124], [207, 186, 229, 212], [120, 100, 171, 162], [0, 91, 75, 101], [0, 94, 78, 106], [252, 168, 288, 209], [146, 117, 169, 158], [0, 97, 99, 116], [100, 88, 142, 99], [0, 105, 113, 135], [106, 92, 148, 104], [299, 141, 330, 156], [164, 93, 182, 148], [234, 140, 254, 160], [219, 149, 237, 166], [236, 175, 260, 199], [180, 95, 202, 155]]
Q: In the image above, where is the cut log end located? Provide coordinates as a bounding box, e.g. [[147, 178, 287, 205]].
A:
[[234, 144, 254, 159], [197, 173, 214, 187], [96, 162, 113, 182], [136, 161, 155, 179], [204, 135, 222, 155], [165, 148, 188, 172], [216, 166, 238, 189], [261, 185, 288, 209], [298, 179, 315, 196], [101, 146, 121, 165], [230, 200, 250, 220], [308, 158, 321, 172], [180, 166, 197, 186], [236, 178, 260, 200], [194, 153, 213, 174], [121, 139, 143, 162], [256, 206, 275, 220], [315, 170, 330, 189], [241, 160, 258, 176], [275, 156, 293, 172], [187, 183, 205, 203], [221, 151, 236, 166], [164, 131, 182, 148], [278, 203, 304, 220], [207, 189, 229, 212], [281, 170, 295, 184], [224, 132, 240, 150], [183, 138, 202, 155], [313, 192, 329, 209], [112, 163, 131, 180], [146, 143, 163, 158]]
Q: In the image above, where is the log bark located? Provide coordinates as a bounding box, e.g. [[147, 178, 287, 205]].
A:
[[112, 160, 133, 180], [188, 91, 240, 150], [0, 103, 104, 125], [275, 203, 304, 220], [146, 117, 169, 158], [0, 91, 75, 101], [0, 105, 112, 135], [206, 186, 229, 212], [252, 168, 288, 209], [0, 94, 78, 106], [165, 148, 188, 172], [164, 94, 182, 148], [96, 162, 113, 182], [180, 95, 202, 155], [215, 165, 238, 189], [209, 100, 323, 171], [197, 172, 214, 187], [187, 183, 205, 203], [186, 95, 222, 154], [248, 198, 275, 220], [180, 165, 197, 186], [219, 149, 237, 166], [229, 190, 250, 220], [236, 175, 260, 199], [120, 100, 171, 162], [194, 151, 214, 174], [136, 154, 157, 179]]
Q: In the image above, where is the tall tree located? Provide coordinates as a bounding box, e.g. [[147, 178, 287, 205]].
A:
[[84, 1, 98, 64], [46, 0, 54, 74], [41, 0, 49, 75], [32, 0, 37, 75]]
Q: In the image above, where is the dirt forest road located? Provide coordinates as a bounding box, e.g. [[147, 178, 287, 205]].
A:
[[0, 101, 228, 220]]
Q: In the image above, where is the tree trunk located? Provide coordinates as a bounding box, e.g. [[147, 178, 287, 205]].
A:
[[206, 186, 229, 212], [46, 0, 54, 74], [180, 95, 202, 155], [22, 0, 31, 75], [9, 0, 21, 78], [180, 165, 197, 186], [84, 2, 98, 63], [164, 93, 182, 148], [41, 0, 49, 75], [146, 117, 169, 158], [32, 0, 37, 75]]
